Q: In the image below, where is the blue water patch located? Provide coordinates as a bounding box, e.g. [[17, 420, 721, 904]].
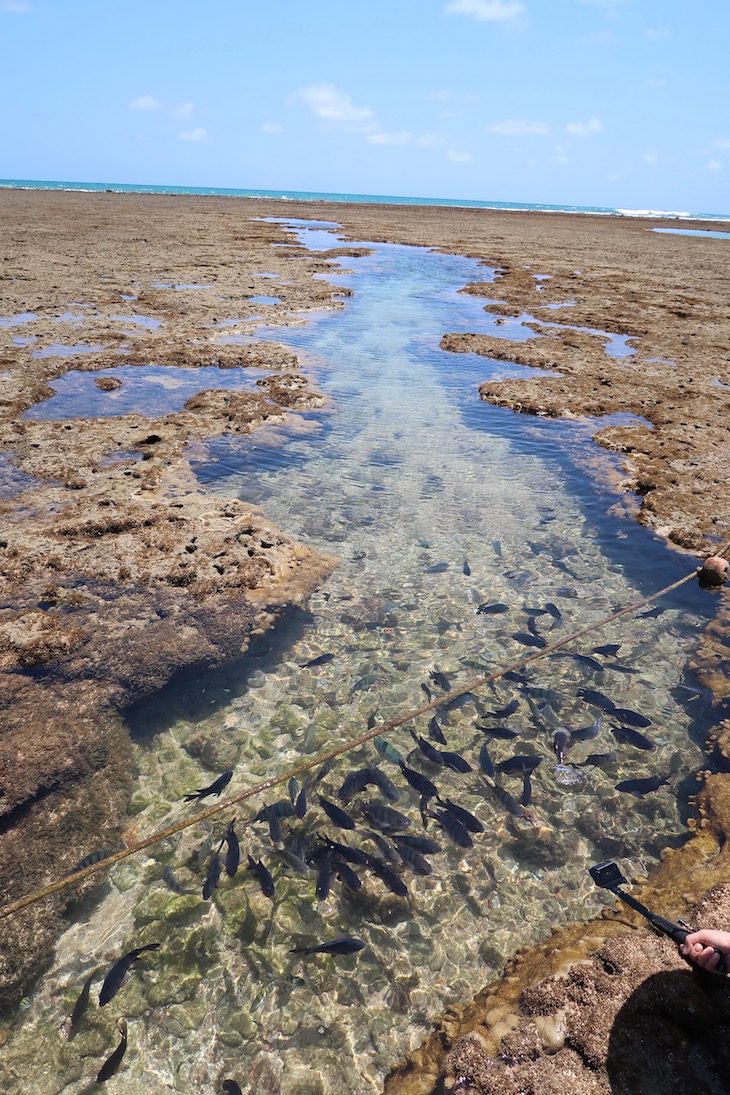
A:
[[32, 342, 106, 359], [651, 227, 730, 239], [109, 314, 162, 329], [0, 311, 38, 328], [22, 363, 272, 420]]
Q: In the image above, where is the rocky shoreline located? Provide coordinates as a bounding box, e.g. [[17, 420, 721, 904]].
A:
[[1, 190, 729, 1089]]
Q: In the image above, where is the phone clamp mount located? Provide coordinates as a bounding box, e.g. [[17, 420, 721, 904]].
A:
[[589, 860, 727, 976]]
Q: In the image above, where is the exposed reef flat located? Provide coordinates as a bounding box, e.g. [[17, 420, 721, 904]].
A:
[[1, 190, 729, 1089]]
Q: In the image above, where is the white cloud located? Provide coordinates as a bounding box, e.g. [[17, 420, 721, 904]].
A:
[[645, 77, 666, 89], [261, 121, 283, 134], [707, 160, 722, 172], [129, 95, 162, 112], [445, 0, 526, 20], [448, 149, 474, 162], [295, 83, 374, 126], [367, 130, 412, 145], [713, 137, 730, 150], [486, 119, 550, 136], [643, 151, 658, 164], [566, 117, 603, 136], [179, 127, 208, 142], [172, 101, 195, 119], [645, 26, 670, 40], [0, 1, 32, 11]]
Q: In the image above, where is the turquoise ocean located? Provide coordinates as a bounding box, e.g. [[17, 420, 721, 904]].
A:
[[2, 177, 730, 221]]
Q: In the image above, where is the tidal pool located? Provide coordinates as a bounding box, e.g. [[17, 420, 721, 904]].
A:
[[2, 223, 720, 1095]]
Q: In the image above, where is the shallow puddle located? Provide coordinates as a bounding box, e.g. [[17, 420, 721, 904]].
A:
[[2, 223, 720, 1095], [22, 363, 273, 420]]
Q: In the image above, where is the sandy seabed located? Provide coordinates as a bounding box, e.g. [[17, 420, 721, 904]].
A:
[[1, 189, 729, 1094]]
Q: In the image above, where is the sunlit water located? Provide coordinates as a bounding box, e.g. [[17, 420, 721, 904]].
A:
[[2, 223, 720, 1095]]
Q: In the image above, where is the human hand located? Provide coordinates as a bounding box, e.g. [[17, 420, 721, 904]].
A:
[[680, 929, 730, 975]]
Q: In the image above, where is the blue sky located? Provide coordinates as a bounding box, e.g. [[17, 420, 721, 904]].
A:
[[1, 0, 728, 213]]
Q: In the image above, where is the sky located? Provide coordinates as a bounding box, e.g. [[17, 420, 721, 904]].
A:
[[1, 0, 729, 213]]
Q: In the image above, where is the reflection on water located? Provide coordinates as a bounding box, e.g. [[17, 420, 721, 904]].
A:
[[3, 224, 719, 1094]]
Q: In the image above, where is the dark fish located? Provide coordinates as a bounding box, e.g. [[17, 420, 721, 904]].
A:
[[497, 754, 543, 775], [611, 724, 656, 751], [431, 808, 473, 848], [290, 937, 366, 956], [482, 778, 532, 819], [295, 787, 308, 819], [430, 669, 452, 692], [318, 795, 356, 830], [69, 968, 97, 1035], [360, 800, 411, 834], [615, 775, 669, 797], [299, 652, 335, 668], [504, 669, 529, 685], [316, 853, 332, 900], [99, 944, 160, 1006], [578, 750, 617, 768], [638, 605, 665, 619], [593, 643, 622, 657], [520, 773, 533, 806], [183, 768, 233, 802], [463, 558, 471, 576], [425, 562, 449, 573], [335, 860, 363, 891], [222, 820, 240, 878], [288, 776, 300, 804], [527, 615, 543, 638], [373, 736, 405, 765], [163, 865, 196, 896], [367, 764, 401, 801], [512, 632, 548, 649], [477, 602, 509, 615], [554, 559, 578, 578], [525, 606, 548, 617], [604, 661, 639, 675], [351, 672, 381, 695], [421, 682, 433, 702], [97, 1018, 128, 1083], [410, 730, 445, 765], [570, 716, 602, 742], [365, 854, 409, 896], [247, 855, 275, 898], [478, 741, 495, 777], [476, 723, 519, 740], [338, 768, 376, 801], [273, 848, 309, 873], [322, 836, 370, 866], [67, 849, 110, 876], [359, 829, 402, 865], [567, 652, 605, 673], [612, 707, 652, 728], [544, 602, 562, 620], [493, 540, 503, 557], [576, 688, 616, 714], [438, 750, 473, 774], [394, 833, 442, 855], [367, 712, 378, 729], [553, 730, 570, 764], [222, 1082, 244, 1095], [203, 852, 223, 900], [398, 761, 439, 799], [488, 699, 519, 719], [428, 716, 448, 744], [439, 798, 484, 833], [394, 842, 432, 875]]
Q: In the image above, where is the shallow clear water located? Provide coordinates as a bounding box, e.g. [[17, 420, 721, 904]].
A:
[[3, 224, 719, 1095], [22, 363, 272, 420]]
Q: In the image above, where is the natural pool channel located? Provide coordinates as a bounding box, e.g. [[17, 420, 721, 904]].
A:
[[3, 223, 720, 1094]]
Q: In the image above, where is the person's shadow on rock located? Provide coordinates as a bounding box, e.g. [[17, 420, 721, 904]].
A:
[[606, 968, 730, 1094]]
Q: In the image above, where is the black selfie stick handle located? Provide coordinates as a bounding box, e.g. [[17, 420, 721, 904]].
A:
[[614, 889, 728, 975]]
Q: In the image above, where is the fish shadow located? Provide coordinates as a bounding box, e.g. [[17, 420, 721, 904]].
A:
[[606, 969, 730, 1094]]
